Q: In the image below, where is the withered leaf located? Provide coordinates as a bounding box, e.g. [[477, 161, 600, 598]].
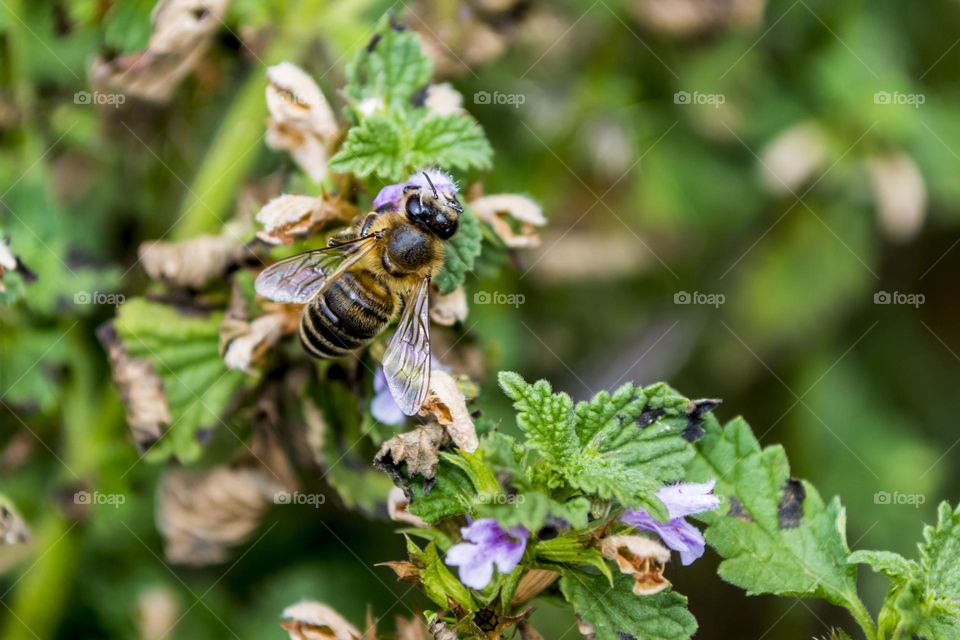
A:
[[139, 227, 250, 289], [280, 601, 361, 640], [99, 322, 171, 452], [600, 535, 672, 596], [418, 370, 478, 453], [374, 423, 450, 486]]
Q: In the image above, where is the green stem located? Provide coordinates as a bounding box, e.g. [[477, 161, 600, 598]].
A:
[[846, 596, 879, 640]]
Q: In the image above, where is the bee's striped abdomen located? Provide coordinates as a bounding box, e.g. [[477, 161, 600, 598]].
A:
[[299, 271, 394, 359]]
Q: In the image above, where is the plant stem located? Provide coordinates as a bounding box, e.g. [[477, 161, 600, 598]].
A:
[[847, 597, 879, 640]]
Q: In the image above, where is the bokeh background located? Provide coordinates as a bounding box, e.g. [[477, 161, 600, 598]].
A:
[[2, 0, 959, 637]]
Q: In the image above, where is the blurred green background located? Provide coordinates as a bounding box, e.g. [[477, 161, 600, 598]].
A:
[[2, 0, 959, 637]]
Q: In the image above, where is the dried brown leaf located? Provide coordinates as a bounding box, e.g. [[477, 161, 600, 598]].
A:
[[387, 486, 428, 528], [428, 285, 467, 326], [395, 616, 431, 640], [511, 568, 560, 605], [599, 535, 672, 596], [470, 194, 546, 249], [93, 0, 229, 102], [139, 227, 249, 289], [419, 371, 478, 453], [280, 601, 362, 640], [377, 559, 422, 584], [99, 323, 172, 452], [255, 194, 356, 245], [374, 423, 450, 485]]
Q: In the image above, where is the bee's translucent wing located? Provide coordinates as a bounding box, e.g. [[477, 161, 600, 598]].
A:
[[382, 277, 432, 416], [254, 234, 381, 304]]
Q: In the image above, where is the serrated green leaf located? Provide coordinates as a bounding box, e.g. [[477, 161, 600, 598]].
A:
[[921, 501, 960, 610], [687, 416, 863, 612], [114, 298, 246, 463], [409, 115, 493, 172], [498, 372, 579, 468], [407, 456, 476, 524], [573, 382, 648, 446], [560, 571, 697, 640], [344, 19, 433, 114], [848, 549, 918, 583], [329, 115, 406, 180], [434, 204, 482, 294]]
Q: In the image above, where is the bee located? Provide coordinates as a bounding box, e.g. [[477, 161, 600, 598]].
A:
[[255, 169, 462, 416]]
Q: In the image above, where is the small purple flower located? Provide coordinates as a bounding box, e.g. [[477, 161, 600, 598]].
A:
[[445, 519, 529, 590], [372, 168, 458, 212], [371, 367, 406, 426], [620, 480, 720, 566]]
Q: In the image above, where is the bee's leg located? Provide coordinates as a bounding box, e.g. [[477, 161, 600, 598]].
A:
[[359, 212, 380, 236]]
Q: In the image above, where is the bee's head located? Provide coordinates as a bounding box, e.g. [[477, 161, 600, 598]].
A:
[[402, 175, 462, 239]]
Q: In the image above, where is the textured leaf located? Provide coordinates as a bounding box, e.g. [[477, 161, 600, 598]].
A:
[[434, 205, 482, 294], [535, 535, 612, 584], [344, 20, 433, 113], [411, 540, 477, 612], [561, 571, 697, 640], [114, 298, 246, 462], [920, 501, 960, 610], [498, 372, 578, 468], [687, 416, 861, 610], [847, 550, 917, 583], [329, 115, 405, 180], [409, 115, 493, 173]]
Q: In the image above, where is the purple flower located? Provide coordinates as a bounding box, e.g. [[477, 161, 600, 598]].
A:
[[372, 168, 458, 212], [371, 367, 407, 426], [620, 480, 720, 566], [445, 519, 529, 590]]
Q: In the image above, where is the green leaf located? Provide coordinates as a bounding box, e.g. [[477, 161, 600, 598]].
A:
[[848, 549, 918, 583], [534, 535, 612, 584], [114, 298, 246, 463], [920, 501, 960, 612], [498, 372, 579, 469], [344, 20, 433, 114], [573, 382, 649, 446], [0, 327, 68, 412], [476, 493, 591, 532], [412, 540, 477, 612], [102, 0, 153, 54], [687, 416, 863, 612], [329, 115, 406, 180], [434, 204, 482, 294], [560, 571, 697, 640], [409, 115, 493, 173], [407, 456, 477, 524]]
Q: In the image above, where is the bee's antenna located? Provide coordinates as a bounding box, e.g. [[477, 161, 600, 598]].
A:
[[422, 171, 439, 198]]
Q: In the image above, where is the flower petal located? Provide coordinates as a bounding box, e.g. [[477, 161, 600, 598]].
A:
[[656, 480, 720, 519]]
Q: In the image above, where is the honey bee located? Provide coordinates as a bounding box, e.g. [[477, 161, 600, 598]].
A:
[[255, 169, 462, 416]]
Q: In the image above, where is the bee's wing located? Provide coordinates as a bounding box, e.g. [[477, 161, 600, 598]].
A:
[[382, 277, 432, 416], [254, 234, 382, 304]]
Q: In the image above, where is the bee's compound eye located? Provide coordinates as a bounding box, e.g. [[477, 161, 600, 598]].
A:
[[405, 196, 422, 217]]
